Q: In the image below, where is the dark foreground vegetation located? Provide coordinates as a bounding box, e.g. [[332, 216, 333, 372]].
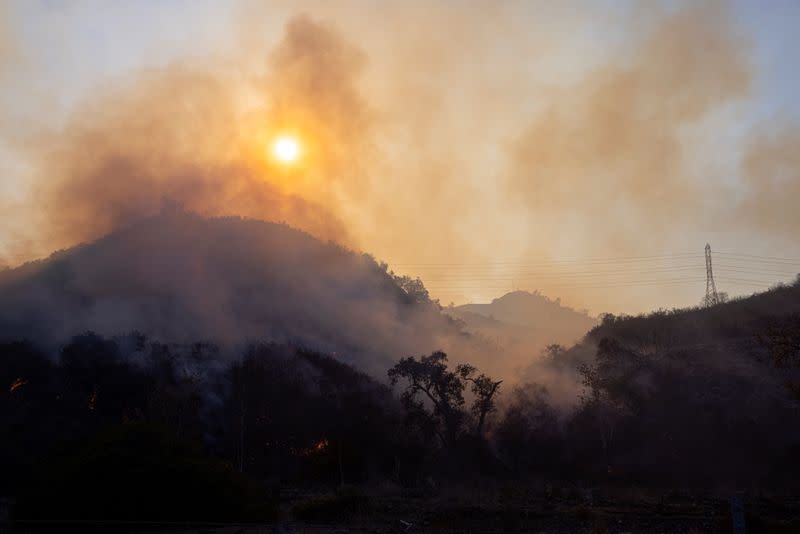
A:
[[2, 279, 800, 531]]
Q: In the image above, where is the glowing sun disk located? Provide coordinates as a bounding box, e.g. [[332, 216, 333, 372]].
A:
[[272, 135, 301, 164]]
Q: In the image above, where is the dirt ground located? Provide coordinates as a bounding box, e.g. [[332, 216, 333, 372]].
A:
[[10, 487, 800, 533]]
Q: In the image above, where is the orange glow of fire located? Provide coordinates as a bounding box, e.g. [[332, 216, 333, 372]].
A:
[[9, 377, 28, 393], [293, 438, 329, 457]]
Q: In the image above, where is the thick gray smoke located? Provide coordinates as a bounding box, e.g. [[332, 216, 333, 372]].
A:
[[0, 211, 484, 377], [1, 2, 797, 385]]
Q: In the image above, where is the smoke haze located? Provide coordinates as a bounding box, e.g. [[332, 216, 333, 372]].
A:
[[0, 1, 798, 314]]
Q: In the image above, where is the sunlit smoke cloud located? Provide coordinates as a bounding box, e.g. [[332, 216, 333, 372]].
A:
[[739, 125, 800, 237], [12, 15, 372, 258], [507, 1, 750, 251], [1, 0, 798, 315]]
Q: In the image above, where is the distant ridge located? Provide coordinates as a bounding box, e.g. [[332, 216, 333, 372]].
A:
[[446, 290, 597, 358], [454, 290, 595, 331]]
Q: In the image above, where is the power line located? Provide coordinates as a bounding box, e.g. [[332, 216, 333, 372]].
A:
[[425, 277, 710, 290], [715, 266, 799, 276], [716, 251, 800, 263], [411, 263, 797, 282], [415, 245, 797, 302], [420, 265, 705, 281], [389, 258, 800, 273], [388, 252, 703, 267]]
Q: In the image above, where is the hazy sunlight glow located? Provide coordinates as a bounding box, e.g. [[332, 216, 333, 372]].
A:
[[272, 135, 301, 164]]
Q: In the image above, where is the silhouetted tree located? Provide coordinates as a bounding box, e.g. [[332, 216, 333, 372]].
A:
[[577, 338, 646, 470], [495, 383, 560, 475], [456, 363, 503, 438], [760, 313, 800, 401], [388, 351, 501, 448], [392, 274, 433, 305], [542, 343, 566, 361]]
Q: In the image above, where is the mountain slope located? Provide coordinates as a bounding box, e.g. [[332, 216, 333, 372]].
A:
[[545, 279, 800, 483], [585, 279, 800, 346], [0, 211, 468, 373]]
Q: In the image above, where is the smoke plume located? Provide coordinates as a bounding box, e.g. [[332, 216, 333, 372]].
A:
[[19, 15, 371, 255], [739, 126, 800, 237], [507, 1, 750, 253], [1, 0, 797, 315]]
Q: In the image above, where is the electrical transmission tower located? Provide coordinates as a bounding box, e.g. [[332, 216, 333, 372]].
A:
[[704, 243, 719, 307]]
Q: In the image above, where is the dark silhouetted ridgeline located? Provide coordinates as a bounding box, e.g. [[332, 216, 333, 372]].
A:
[[0, 211, 472, 375]]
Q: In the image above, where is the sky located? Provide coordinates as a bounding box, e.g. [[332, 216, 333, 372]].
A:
[[1, 0, 799, 315]]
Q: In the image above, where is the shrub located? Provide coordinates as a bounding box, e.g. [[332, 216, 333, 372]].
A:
[[16, 423, 276, 523]]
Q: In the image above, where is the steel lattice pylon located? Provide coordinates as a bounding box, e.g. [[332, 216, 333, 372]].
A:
[[705, 243, 719, 307]]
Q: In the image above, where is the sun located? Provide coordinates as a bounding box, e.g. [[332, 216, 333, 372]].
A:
[[271, 135, 301, 164]]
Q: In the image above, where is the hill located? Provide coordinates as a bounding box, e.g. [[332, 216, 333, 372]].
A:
[[447, 290, 597, 360], [455, 290, 594, 330], [539, 279, 800, 485], [0, 210, 470, 374], [586, 278, 800, 346]]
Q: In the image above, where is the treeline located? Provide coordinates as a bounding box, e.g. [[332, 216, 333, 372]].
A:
[[3, 299, 800, 520], [556, 278, 800, 486], [1, 335, 404, 494]]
